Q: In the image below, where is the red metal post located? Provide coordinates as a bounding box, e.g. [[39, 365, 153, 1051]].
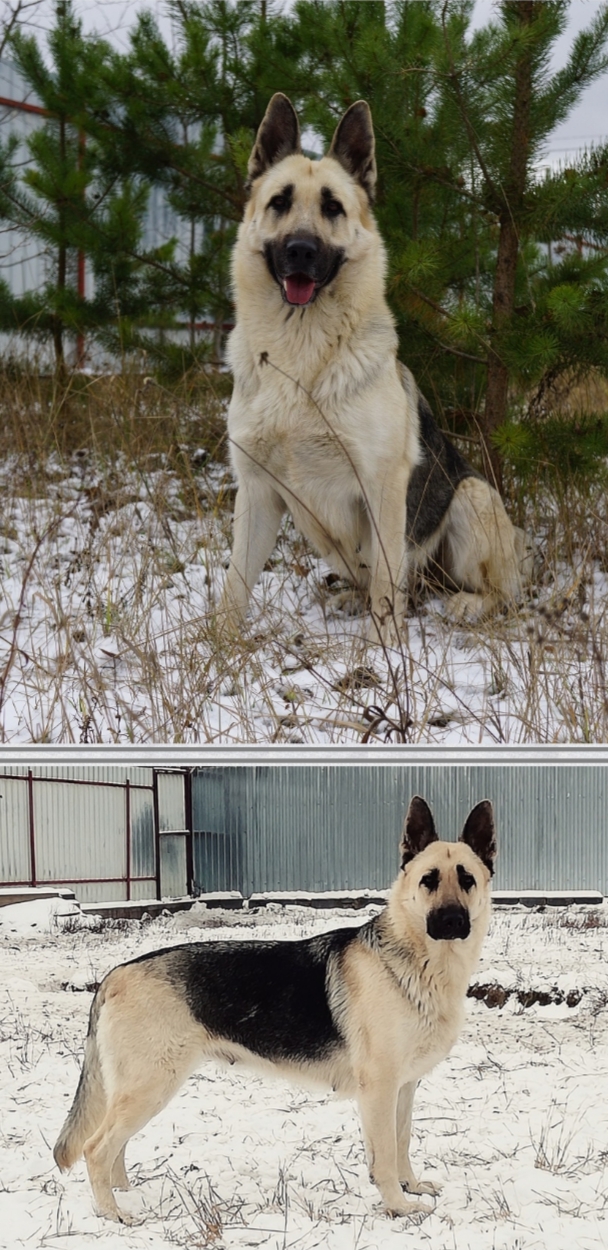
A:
[[185, 769, 194, 895], [152, 771, 161, 900], [125, 778, 131, 901]]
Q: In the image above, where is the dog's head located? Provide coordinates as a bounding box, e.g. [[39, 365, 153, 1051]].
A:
[[240, 92, 378, 307], [395, 796, 496, 942]]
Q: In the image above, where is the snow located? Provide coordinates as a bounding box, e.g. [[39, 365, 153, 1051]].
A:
[[2, 899, 608, 1249], [0, 895, 80, 936], [1, 451, 607, 743]]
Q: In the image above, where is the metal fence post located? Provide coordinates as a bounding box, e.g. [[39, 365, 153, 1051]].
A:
[[27, 769, 36, 888], [125, 778, 131, 900]]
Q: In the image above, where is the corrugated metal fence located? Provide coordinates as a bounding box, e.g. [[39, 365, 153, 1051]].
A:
[[191, 764, 608, 895], [2, 763, 608, 901]]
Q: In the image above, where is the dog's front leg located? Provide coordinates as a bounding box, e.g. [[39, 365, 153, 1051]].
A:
[[365, 470, 408, 645], [219, 481, 286, 624], [356, 1079, 431, 1218], [396, 1082, 441, 1197]]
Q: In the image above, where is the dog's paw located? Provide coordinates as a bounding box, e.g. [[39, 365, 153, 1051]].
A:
[[444, 591, 489, 623], [96, 1199, 144, 1225], [366, 616, 403, 649], [213, 599, 249, 639], [94, 1205, 123, 1223], [401, 1178, 441, 1197], [385, 1198, 432, 1221], [327, 589, 366, 617], [118, 1211, 142, 1226]]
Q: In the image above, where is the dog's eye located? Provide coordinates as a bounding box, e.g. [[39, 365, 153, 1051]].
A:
[[268, 194, 291, 214], [420, 869, 439, 892], [322, 198, 345, 219], [457, 865, 476, 892]]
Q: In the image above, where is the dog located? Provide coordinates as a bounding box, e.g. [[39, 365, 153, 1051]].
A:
[[219, 92, 531, 638], [53, 795, 496, 1223]]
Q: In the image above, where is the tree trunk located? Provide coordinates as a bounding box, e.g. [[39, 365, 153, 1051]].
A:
[[54, 111, 67, 378], [484, 218, 519, 490], [482, 0, 536, 493]]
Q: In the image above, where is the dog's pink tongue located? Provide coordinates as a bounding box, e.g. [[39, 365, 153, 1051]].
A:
[[285, 274, 316, 305]]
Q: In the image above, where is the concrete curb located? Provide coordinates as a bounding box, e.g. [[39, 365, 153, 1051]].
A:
[[79, 888, 605, 921], [0, 886, 76, 908]]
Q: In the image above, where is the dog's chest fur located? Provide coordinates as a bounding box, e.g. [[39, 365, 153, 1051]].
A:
[[333, 921, 479, 1092], [392, 952, 469, 1062], [227, 297, 418, 556]]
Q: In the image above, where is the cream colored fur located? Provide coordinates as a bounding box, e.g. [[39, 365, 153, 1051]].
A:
[[337, 839, 492, 1214]]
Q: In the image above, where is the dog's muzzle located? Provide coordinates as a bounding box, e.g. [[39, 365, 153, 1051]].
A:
[[264, 235, 345, 307], [426, 905, 471, 941]]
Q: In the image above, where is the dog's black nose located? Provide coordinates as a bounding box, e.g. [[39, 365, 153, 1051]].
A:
[[426, 905, 471, 941], [285, 236, 318, 270]]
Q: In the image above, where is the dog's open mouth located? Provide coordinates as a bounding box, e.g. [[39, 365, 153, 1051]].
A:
[[282, 274, 317, 306]]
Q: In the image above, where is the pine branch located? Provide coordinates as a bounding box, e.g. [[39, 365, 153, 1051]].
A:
[[440, 0, 500, 203]]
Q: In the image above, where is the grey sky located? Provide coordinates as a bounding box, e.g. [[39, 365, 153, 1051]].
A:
[[9, 0, 608, 164], [470, 0, 608, 161]]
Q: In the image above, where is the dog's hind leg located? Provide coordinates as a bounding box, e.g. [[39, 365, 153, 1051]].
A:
[[81, 961, 206, 1222], [83, 1062, 194, 1223], [396, 1082, 440, 1197], [441, 476, 530, 619], [110, 1146, 129, 1191], [83, 1085, 173, 1222], [356, 1076, 431, 1218]]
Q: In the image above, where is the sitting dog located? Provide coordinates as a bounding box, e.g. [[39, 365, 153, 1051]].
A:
[[220, 92, 531, 637]]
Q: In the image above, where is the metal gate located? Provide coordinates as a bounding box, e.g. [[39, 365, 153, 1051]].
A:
[[4, 763, 608, 902], [154, 769, 193, 899], [0, 767, 193, 903], [0, 769, 156, 902]]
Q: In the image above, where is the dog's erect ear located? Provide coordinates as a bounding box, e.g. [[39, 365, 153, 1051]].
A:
[[247, 93, 301, 188], [459, 801, 497, 875], [327, 100, 377, 202], [400, 796, 439, 869]]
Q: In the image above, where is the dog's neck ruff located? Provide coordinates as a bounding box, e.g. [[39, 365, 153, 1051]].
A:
[[230, 223, 392, 394], [370, 908, 485, 1017]]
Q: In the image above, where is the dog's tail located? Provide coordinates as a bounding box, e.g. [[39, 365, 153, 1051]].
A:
[[53, 987, 107, 1170]]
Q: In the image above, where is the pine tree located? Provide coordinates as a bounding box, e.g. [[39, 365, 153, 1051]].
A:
[[2, 0, 607, 472], [0, 1, 176, 372], [83, 0, 300, 369], [436, 0, 608, 486], [286, 0, 608, 489]]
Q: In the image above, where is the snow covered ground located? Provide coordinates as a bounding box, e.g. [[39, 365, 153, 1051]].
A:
[[1, 451, 607, 743], [2, 896, 608, 1250]]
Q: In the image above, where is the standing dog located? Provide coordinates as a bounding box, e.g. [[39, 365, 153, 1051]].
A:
[[221, 92, 530, 636], [54, 796, 496, 1223]]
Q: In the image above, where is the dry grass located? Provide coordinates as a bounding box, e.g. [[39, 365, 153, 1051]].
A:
[[1, 366, 608, 742], [538, 368, 608, 420], [0, 365, 231, 466]]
